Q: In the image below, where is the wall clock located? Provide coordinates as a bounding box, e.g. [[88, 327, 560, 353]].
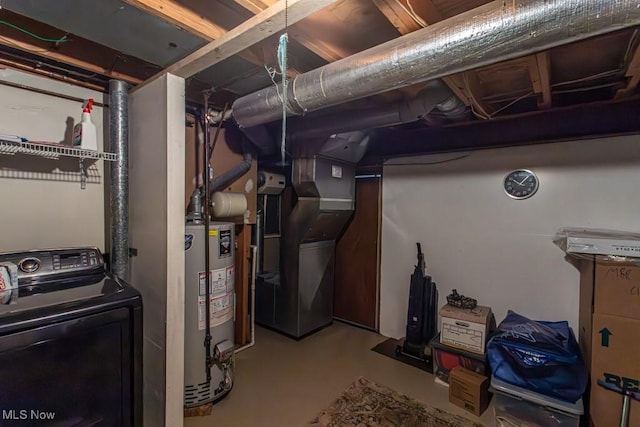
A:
[[504, 169, 539, 200]]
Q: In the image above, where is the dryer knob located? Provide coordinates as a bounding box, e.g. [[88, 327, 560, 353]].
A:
[[19, 258, 40, 273]]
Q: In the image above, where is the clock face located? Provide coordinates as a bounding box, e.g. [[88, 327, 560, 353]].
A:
[[504, 169, 538, 200]]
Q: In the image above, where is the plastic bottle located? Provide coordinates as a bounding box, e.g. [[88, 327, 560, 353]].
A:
[[72, 99, 97, 150]]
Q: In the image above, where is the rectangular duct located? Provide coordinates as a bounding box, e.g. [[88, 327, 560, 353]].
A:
[[256, 133, 367, 338]]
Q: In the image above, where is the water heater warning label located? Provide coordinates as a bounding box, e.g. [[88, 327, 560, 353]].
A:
[[226, 266, 235, 292], [198, 292, 234, 330], [198, 268, 228, 296]]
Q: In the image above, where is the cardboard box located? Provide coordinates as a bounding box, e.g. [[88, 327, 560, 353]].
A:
[[185, 122, 257, 225], [579, 260, 640, 362], [594, 262, 640, 320], [578, 259, 595, 372], [449, 366, 489, 417], [439, 304, 492, 355], [430, 334, 487, 386], [590, 313, 640, 427]]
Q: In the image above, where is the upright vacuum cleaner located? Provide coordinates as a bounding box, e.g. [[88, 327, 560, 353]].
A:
[[396, 243, 438, 362]]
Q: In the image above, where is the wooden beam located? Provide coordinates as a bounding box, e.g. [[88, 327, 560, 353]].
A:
[[0, 9, 160, 84], [138, 0, 338, 86], [528, 52, 552, 109], [615, 44, 640, 99], [371, 0, 442, 34], [122, 0, 296, 77], [234, 0, 274, 15], [442, 76, 471, 106], [232, 0, 345, 63], [234, 224, 251, 346], [444, 73, 494, 116], [0, 57, 106, 92], [123, 0, 227, 40], [0, 35, 143, 84]]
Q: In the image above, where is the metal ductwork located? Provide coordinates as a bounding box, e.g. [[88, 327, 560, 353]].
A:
[[109, 80, 129, 280], [232, 0, 640, 128], [288, 80, 467, 142]]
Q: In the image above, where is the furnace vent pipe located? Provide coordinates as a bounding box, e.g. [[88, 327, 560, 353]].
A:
[[232, 0, 640, 128], [289, 80, 466, 142], [109, 80, 129, 280], [209, 142, 253, 194]]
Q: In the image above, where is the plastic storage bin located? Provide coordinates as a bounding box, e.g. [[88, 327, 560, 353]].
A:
[[491, 377, 583, 427], [430, 333, 487, 386]]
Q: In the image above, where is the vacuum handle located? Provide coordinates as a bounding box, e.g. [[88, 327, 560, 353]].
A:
[[416, 243, 425, 272]]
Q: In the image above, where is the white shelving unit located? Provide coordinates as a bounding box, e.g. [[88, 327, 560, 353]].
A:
[[0, 139, 118, 188]]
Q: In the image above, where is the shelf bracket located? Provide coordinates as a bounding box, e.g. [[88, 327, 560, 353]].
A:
[[79, 157, 86, 189]]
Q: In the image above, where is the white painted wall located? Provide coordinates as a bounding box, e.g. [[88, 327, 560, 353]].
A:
[[380, 136, 640, 338], [129, 74, 185, 427], [0, 70, 106, 252]]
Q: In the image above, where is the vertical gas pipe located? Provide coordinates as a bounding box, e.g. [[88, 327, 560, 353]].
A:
[[109, 80, 129, 280]]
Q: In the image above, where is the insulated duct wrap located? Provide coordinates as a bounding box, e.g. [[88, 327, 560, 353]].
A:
[[232, 0, 640, 128]]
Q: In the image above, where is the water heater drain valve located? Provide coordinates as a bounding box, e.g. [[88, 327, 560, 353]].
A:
[[214, 340, 234, 392]]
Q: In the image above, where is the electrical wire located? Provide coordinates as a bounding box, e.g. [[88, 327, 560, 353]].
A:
[[488, 90, 534, 117], [553, 82, 620, 94], [551, 69, 622, 88], [463, 73, 492, 120], [0, 20, 69, 43], [393, 0, 427, 28], [384, 153, 471, 166]]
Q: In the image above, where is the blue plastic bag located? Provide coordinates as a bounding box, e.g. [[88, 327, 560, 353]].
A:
[[487, 311, 587, 403]]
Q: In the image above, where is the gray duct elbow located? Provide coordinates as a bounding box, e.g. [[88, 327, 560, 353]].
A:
[[209, 148, 253, 195]]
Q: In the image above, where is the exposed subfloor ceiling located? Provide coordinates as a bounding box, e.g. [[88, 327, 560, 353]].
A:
[[0, 0, 639, 159]]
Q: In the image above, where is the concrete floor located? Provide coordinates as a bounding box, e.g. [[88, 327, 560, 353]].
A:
[[185, 322, 495, 426]]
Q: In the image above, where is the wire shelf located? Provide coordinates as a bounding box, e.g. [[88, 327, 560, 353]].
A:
[[0, 139, 118, 189], [0, 139, 118, 161]]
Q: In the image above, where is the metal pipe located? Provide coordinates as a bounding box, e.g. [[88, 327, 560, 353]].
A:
[[109, 80, 129, 280], [232, 0, 640, 128], [203, 107, 213, 383], [0, 79, 107, 107]]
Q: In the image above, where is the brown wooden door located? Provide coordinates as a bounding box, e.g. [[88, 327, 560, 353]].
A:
[[334, 176, 381, 330]]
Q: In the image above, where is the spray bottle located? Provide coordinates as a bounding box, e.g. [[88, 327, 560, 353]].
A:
[[73, 98, 97, 150]]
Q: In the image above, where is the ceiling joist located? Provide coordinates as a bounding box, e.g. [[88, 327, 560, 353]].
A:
[[372, 0, 471, 107], [528, 52, 552, 109], [0, 35, 143, 84], [371, 0, 442, 34], [122, 0, 295, 76], [135, 0, 338, 90], [614, 43, 640, 100], [232, 0, 346, 63], [234, 0, 274, 15], [123, 0, 227, 40]]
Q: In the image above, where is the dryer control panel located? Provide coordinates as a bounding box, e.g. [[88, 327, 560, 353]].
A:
[[0, 248, 104, 283]]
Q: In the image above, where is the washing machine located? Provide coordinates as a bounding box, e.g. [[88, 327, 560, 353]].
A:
[[0, 247, 142, 426]]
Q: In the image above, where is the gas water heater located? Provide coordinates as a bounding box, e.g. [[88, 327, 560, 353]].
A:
[[184, 222, 235, 407]]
